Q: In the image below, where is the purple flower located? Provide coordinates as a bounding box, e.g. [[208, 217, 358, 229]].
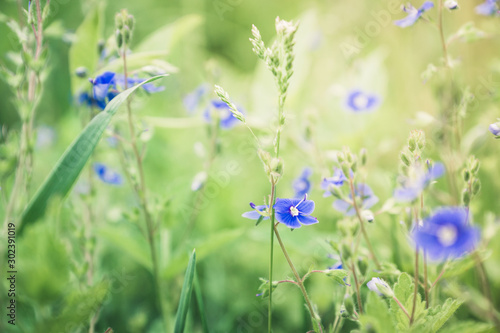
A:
[[242, 202, 270, 220], [333, 183, 378, 216], [274, 195, 318, 229], [292, 168, 312, 198], [489, 123, 500, 136], [183, 84, 208, 113], [321, 168, 347, 197], [394, 1, 434, 28], [413, 207, 480, 260], [394, 162, 445, 202], [93, 163, 123, 185], [345, 90, 381, 113], [476, 0, 498, 16], [328, 260, 343, 270], [204, 100, 241, 129]]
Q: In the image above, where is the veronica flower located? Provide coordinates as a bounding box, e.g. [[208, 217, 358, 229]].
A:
[[333, 183, 378, 216], [345, 89, 381, 113], [394, 1, 434, 28], [242, 203, 270, 220], [476, 0, 498, 16], [489, 122, 500, 136], [321, 168, 347, 197], [183, 84, 208, 113], [85, 71, 164, 110], [394, 162, 445, 202], [444, 0, 459, 10], [413, 207, 480, 260], [204, 100, 241, 129], [292, 167, 312, 198], [93, 163, 123, 185], [274, 195, 318, 228]]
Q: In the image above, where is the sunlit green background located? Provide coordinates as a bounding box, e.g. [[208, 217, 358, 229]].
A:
[[1, 0, 500, 332]]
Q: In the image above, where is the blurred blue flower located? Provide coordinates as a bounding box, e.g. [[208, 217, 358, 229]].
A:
[[476, 0, 498, 15], [444, 0, 459, 10], [328, 260, 343, 270], [93, 163, 123, 185], [345, 90, 381, 113], [413, 207, 480, 260], [321, 168, 347, 197], [292, 167, 312, 198], [274, 195, 318, 228], [242, 202, 270, 220], [204, 100, 241, 129], [35, 125, 56, 149], [489, 122, 500, 136], [183, 84, 208, 113], [394, 1, 434, 28], [85, 71, 164, 110], [333, 183, 378, 216], [394, 162, 445, 202]]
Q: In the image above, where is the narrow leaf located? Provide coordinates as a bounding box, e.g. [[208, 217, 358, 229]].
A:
[[194, 273, 210, 333], [174, 249, 197, 333], [20, 75, 167, 232]]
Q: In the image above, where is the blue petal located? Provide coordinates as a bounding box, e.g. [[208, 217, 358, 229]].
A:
[[297, 200, 315, 215], [93, 163, 122, 185], [333, 199, 352, 214], [274, 198, 295, 214], [298, 214, 318, 225], [394, 12, 420, 28], [394, 187, 419, 202], [419, 1, 435, 12], [275, 211, 301, 228]]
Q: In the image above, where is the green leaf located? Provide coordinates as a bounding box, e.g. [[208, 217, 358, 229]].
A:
[[390, 272, 419, 331], [425, 298, 463, 333], [174, 249, 197, 333], [360, 292, 396, 333], [439, 320, 495, 333], [20, 75, 167, 232], [69, 3, 105, 96], [325, 269, 350, 286]]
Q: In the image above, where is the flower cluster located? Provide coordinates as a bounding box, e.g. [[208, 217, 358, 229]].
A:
[[394, 1, 434, 28]]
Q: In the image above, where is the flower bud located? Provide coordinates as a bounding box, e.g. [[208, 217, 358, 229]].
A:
[[358, 258, 368, 276], [115, 13, 124, 30], [127, 14, 135, 30], [343, 294, 355, 317], [367, 277, 394, 297], [360, 148, 367, 166], [75, 66, 88, 78], [463, 170, 470, 182], [472, 179, 481, 195], [341, 243, 352, 261], [462, 189, 470, 206], [489, 123, 500, 136], [115, 29, 123, 48], [400, 152, 411, 167], [444, 0, 459, 10]]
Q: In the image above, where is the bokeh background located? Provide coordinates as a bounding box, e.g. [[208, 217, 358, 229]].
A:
[[1, 0, 499, 332]]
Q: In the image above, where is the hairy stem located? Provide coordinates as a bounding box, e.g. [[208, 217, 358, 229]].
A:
[[393, 296, 411, 321], [350, 261, 363, 314], [348, 177, 381, 270]]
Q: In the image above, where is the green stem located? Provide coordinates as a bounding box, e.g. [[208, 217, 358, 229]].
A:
[[274, 225, 322, 332], [350, 261, 363, 314], [348, 177, 381, 270], [268, 182, 276, 333], [122, 49, 168, 332], [393, 296, 411, 321]]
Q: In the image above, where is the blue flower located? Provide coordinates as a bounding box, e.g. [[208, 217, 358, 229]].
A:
[[204, 100, 241, 129], [93, 163, 123, 185], [321, 168, 347, 197], [489, 122, 500, 136], [444, 0, 459, 10], [183, 84, 208, 113], [394, 1, 434, 28], [367, 277, 393, 297], [328, 260, 343, 270], [86, 71, 164, 110], [476, 0, 498, 16], [242, 202, 270, 220], [413, 207, 480, 260], [292, 167, 312, 198], [333, 183, 378, 216], [394, 162, 445, 202], [345, 90, 381, 113], [274, 195, 318, 228]]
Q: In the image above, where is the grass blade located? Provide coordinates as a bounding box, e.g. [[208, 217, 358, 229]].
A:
[[174, 249, 197, 333], [194, 272, 210, 333], [19, 75, 167, 232]]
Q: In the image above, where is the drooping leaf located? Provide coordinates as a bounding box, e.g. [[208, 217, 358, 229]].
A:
[[174, 250, 196, 333], [20, 75, 167, 232]]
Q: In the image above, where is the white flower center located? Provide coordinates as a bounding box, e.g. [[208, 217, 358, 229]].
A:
[[290, 206, 299, 217], [437, 225, 458, 247], [353, 94, 369, 109]]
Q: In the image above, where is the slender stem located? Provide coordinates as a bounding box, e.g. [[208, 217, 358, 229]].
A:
[[410, 206, 420, 325], [393, 296, 411, 321], [348, 177, 381, 270], [268, 182, 276, 333], [350, 261, 363, 314], [122, 49, 167, 331], [423, 251, 429, 309], [274, 225, 322, 331], [437, 0, 449, 68], [472, 251, 499, 328]]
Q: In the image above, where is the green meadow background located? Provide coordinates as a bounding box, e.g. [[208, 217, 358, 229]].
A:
[[1, 0, 499, 332]]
